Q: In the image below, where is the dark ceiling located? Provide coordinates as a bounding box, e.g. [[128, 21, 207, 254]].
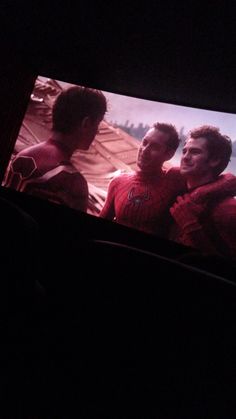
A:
[[1, 3, 236, 112]]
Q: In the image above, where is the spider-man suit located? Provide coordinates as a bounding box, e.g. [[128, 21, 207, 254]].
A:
[[3, 154, 88, 212], [100, 167, 185, 237]]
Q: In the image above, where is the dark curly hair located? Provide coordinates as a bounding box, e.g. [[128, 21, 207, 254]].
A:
[[189, 125, 232, 175], [153, 122, 180, 151], [52, 86, 107, 133]]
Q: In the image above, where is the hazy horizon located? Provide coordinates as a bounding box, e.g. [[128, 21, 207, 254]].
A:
[[39, 75, 236, 141], [103, 90, 236, 142]]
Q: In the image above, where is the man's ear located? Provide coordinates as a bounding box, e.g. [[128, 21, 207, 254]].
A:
[[81, 116, 90, 130], [209, 157, 221, 169]]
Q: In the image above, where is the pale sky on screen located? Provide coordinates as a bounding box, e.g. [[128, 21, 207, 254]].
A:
[[39, 76, 236, 141], [103, 90, 236, 141]]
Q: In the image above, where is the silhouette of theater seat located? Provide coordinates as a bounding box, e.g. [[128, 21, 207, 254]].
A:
[[38, 238, 236, 418], [0, 186, 235, 418], [0, 196, 41, 313], [0, 188, 235, 417]]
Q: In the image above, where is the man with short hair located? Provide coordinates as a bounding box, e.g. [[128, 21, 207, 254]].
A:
[[4, 86, 107, 212], [170, 125, 236, 258], [100, 122, 185, 236]]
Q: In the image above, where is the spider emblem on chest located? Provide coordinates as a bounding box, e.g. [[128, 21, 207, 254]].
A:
[[127, 187, 151, 206]]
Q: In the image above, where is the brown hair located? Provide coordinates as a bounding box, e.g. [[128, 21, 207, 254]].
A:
[[153, 122, 180, 151], [189, 125, 232, 175], [53, 86, 107, 133]]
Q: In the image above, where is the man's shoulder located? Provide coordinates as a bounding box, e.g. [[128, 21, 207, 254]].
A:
[[163, 166, 183, 183], [212, 196, 236, 219], [164, 166, 186, 191], [214, 196, 236, 208], [110, 172, 135, 185], [165, 166, 181, 178], [12, 143, 48, 172], [17, 142, 46, 157]]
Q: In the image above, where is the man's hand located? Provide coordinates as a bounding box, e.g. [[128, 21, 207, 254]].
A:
[[170, 194, 204, 232]]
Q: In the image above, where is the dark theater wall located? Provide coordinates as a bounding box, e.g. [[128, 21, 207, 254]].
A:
[[0, 4, 236, 418]]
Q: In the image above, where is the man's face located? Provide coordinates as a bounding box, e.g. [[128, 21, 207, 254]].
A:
[[137, 128, 171, 174], [180, 137, 211, 177]]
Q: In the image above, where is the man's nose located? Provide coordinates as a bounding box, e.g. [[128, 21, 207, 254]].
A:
[[183, 151, 190, 160], [142, 145, 150, 155]]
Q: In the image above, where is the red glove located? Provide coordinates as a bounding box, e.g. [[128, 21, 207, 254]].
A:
[[170, 194, 204, 233]]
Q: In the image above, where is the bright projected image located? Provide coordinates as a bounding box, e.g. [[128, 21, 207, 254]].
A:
[[3, 75, 236, 260]]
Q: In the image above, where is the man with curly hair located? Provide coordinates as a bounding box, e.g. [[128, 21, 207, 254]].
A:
[[170, 125, 236, 258]]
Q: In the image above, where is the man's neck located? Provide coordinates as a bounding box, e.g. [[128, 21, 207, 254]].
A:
[[136, 168, 164, 179], [49, 133, 74, 158]]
